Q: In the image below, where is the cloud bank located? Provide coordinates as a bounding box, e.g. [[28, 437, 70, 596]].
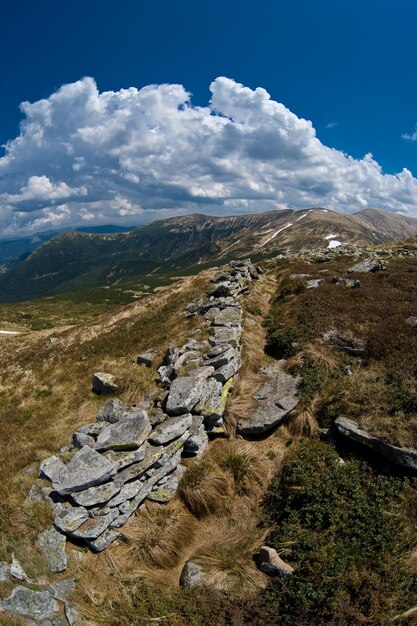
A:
[[1, 76, 417, 237]]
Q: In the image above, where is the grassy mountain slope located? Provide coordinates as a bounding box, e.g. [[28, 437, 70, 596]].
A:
[[2, 208, 417, 303], [0, 257, 416, 625]]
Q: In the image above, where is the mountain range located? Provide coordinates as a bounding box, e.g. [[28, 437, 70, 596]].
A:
[[1, 207, 416, 302]]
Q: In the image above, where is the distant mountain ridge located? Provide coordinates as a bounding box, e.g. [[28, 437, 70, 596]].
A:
[[1, 207, 416, 302]]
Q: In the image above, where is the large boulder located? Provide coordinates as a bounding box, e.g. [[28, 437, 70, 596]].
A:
[[334, 417, 417, 471], [52, 446, 116, 495], [95, 412, 151, 452], [166, 376, 209, 416], [237, 363, 299, 435]]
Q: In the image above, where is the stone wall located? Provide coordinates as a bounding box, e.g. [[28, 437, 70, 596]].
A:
[[37, 259, 261, 555]]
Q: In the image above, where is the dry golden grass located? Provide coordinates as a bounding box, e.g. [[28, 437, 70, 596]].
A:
[[208, 440, 269, 497], [116, 502, 198, 571], [0, 270, 211, 573], [285, 406, 319, 437], [193, 523, 269, 594], [177, 461, 232, 519]]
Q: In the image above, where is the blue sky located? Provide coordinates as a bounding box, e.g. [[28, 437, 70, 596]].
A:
[[1, 0, 417, 235]]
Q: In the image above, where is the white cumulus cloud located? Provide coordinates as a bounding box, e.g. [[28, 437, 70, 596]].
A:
[[1, 75, 417, 237]]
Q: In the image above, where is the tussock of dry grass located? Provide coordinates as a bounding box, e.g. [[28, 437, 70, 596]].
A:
[[193, 521, 269, 594], [177, 461, 232, 519], [285, 406, 318, 437], [208, 440, 269, 497], [116, 502, 198, 571]]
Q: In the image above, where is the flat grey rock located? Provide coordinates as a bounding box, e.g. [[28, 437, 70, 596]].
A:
[[206, 345, 236, 369], [322, 330, 366, 356], [212, 357, 240, 383], [39, 456, 65, 483], [97, 398, 138, 424], [39, 527, 67, 573], [0, 587, 60, 621], [237, 363, 299, 435], [334, 417, 417, 471], [106, 479, 143, 508], [209, 326, 242, 347], [102, 446, 146, 471], [212, 307, 243, 327], [0, 561, 9, 582], [186, 366, 215, 379], [53, 446, 116, 495], [92, 372, 118, 395], [10, 553, 33, 583], [149, 413, 193, 445], [46, 577, 75, 601], [72, 481, 121, 507], [306, 279, 323, 289], [54, 506, 89, 534], [166, 376, 209, 416], [85, 529, 120, 552], [70, 508, 119, 540], [347, 258, 383, 273], [77, 422, 107, 437], [147, 472, 179, 502], [64, 601, 85, 626], [95, 412, 151, 452]]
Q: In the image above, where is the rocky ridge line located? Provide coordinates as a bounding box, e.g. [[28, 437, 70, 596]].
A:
[[0, 259, 260, 625]]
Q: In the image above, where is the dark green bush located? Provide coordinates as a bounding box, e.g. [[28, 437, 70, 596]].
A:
[[262, 440, 417, 625]]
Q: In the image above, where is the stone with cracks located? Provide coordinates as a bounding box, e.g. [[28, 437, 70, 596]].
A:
[[39, 527, 67, 573], [209, 326, 242, 347], [97, 398, 139, 424], [85, 529, 120, 552], [149, 413, 193, 445], [212, 307, 243, 327], [52, 446, 116, 495], [0, 587, 60, 621], [39, 456, 65, 483], [95, 412, 151, 452], [166, 376, 209, 416], [237, 362, 299, 435], [206, 345, 236, 369], [195, 377, 232, 422], [212, 357, 240, 383], [106, 479, 143, 508], [92, 372, 118, 395], [186, 366, 215, 379], [54, 506, 89, 534], [71, 481, 121, 507], [102, 446, 147, 471], [46, 577, 75, 601], [148, 472, 179, 502], [70, 508, 119, 540]]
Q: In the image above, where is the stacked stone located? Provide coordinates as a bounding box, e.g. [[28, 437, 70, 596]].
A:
[[37, 259, 259, 556], [162, 258, 260, 437]]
